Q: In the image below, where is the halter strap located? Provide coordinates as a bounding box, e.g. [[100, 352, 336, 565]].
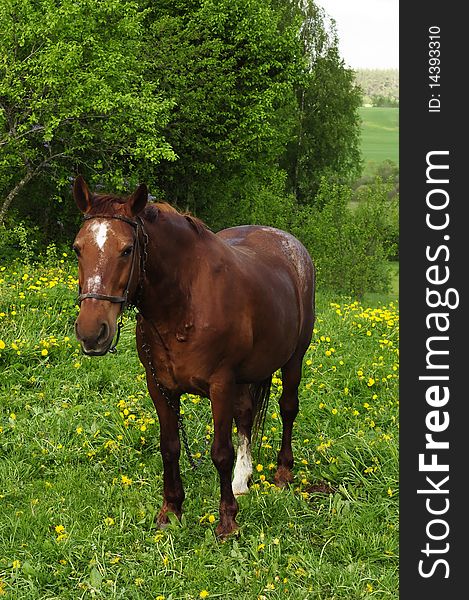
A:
[[77, 292, 130, 303]]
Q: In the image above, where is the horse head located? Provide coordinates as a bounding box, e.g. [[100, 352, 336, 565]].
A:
[[72, 175, 147, 355]]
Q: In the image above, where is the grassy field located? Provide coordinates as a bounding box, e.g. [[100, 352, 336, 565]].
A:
[[0, 259, 399, 599], [359, 107, 399, 172]]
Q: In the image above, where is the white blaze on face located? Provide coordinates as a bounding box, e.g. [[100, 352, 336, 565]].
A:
[[90, 220, 109, 251], [84, 220, 112, 293], [232, 433, 252, 496]]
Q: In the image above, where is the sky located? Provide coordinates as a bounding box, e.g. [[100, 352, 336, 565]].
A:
[[314, 0, 399, 70]]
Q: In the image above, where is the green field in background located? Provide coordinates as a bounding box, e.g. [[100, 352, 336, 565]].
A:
[[359, 107, 399, 170]]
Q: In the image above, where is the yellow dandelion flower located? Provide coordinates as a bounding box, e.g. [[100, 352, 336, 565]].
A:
[[200, 591, 209, 599], [0, 340, 5, 350], [41, 348, 48, 356], [12, 560, 21, 569], [104, 517, 115, 526], [256, 464, 263, 472]]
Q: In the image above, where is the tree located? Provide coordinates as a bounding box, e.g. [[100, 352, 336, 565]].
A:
[[281, 1, 363, 203], [141, 0, 304, 219], [0, 0, 175, 225]]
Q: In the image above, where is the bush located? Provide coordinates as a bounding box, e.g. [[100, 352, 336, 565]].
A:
[[204, 168, 297, 232], [292, 178, 397, 298], [0, 223, 39, 264]]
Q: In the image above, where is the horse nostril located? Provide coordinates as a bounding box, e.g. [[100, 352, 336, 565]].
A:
[[97, 322, 109, 344]]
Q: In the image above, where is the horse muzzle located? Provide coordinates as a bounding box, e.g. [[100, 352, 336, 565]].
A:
[[75, 319, 116, 356]]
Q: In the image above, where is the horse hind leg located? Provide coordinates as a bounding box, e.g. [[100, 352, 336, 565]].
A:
[[275, 353, 303, 487], [232, 385, 253, 497]]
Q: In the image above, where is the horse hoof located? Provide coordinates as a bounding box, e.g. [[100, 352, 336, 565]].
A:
[[274, 466, 293, 487], [232, 484, 250, 497], [215, 522, 239, 540], [156, 507, 182, 529]]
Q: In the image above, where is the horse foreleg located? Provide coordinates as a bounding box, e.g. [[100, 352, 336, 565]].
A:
[[151, 390, 185, 527], [210, 379, 238, 538]]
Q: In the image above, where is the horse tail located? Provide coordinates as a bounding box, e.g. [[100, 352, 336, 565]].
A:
[[250, 376, 272, 447]]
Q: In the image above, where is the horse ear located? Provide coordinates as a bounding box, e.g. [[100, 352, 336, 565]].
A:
[[73, 175, 92, 213], [129, 183, 148, 216]]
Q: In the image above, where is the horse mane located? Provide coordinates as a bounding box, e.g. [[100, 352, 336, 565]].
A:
[[144, 203, 210, 236], [88, 194, 209, 237]]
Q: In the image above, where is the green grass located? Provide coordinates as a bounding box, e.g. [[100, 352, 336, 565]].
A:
[[359, 107, 399, 172], [0, 260, 399, 599]]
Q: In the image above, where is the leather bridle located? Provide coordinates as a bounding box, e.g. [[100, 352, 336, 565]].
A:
[[77, 213, 143, 308], [77, 213, 147, 352]]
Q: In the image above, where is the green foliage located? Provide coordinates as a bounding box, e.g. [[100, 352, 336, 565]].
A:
[[292, 178, 397, 298], [0, 0, 175, 223], [370, 94, 399, 108], [206, 168, 297, 232], [0, 223, 39, 264], [144, 0, 303, 216]]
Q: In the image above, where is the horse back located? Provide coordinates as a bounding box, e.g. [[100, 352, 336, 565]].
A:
[[217, 225, 315, 307]]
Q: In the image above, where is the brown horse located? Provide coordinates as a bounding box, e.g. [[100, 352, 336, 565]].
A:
[[72, 175, 315, 537]]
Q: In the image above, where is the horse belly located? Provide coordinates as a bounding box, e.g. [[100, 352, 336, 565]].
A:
[[236, 284, 303, 382]]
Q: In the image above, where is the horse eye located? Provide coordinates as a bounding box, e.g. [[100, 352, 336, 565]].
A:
[[121, 246, 133, 257], [72, 245, 81, 257]]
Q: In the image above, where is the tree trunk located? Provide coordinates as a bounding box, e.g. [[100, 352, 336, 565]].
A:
[[0, 169, 36, 225]]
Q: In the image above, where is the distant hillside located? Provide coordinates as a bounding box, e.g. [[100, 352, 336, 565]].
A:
[[354, 69, 399, 106]]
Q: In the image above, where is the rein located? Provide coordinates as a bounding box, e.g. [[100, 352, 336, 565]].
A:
[[77, 211, 202, 470]]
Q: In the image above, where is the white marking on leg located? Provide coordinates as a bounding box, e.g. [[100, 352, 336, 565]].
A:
[[232, 433, 252, 496], [90, 221, 109, 251]]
